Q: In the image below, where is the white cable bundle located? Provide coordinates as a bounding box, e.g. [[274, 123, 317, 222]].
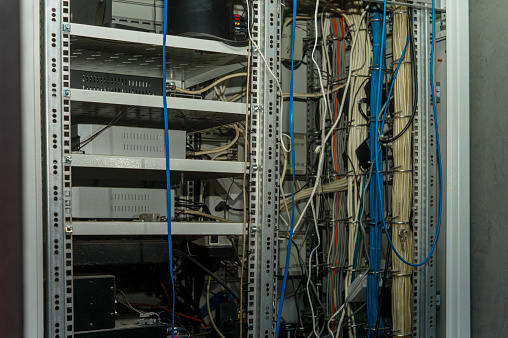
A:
[[342, 3, 372, 337], [391, 7, 414, 337], [280, 178, 348, 211], [305, 14, 333, 337]]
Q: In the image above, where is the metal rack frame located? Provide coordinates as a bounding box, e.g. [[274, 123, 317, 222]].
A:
[[246, 0, 282, 336], [42, 1, 74, 337], [412, 4, 437, 337], [39, 0, 469, 337]]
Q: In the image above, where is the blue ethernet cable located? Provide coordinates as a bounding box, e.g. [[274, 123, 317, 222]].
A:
[[378, 0, 443, 268], [275, 0, 297, 336], [162, 0, 175, 336], [367, 8, 386, 336]]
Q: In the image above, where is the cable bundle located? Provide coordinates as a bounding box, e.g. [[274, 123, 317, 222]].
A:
[[341, 2, 372, 337], [280, 178, 348, 211], [391, 6, 414, 337], [327, 14, 349, 338]]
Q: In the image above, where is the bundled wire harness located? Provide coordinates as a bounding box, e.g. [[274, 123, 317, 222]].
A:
[[391, 5, 414, 336]]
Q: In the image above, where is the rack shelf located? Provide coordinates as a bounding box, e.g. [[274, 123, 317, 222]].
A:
[[71, 154, 245, 180], [72, 221, 244, 236], [70, 23, 247, 83], [70, 89, 246, 131]]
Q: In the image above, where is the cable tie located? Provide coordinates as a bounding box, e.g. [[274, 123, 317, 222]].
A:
[[391, 273, 413, 277], [331, 216, 352, 222], [392, 60, 412, 66], [393, 168, 413, 173], [392, 114, 413, 119], [367, 326, 391, 331], [344, 322, 368, 329]]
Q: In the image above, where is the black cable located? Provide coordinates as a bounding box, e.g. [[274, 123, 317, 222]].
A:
[[228, 236, 242, 264], [350, 77, 370, 121], [379, 9, 417, 144], [224, 178, 236, 218], [73, 106, 134, 151], [178, 32, 248, 47], [175, 197, 212, 215], [291, 277, 304, 332], [374, 245, 391, 338], [282, 42, 308, 70], [173, 249, 243, 304]]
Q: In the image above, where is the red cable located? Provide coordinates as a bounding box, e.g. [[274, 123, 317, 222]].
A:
[[161, 282, 171, 307]]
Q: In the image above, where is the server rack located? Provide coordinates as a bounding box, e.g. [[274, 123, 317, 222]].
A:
[[35, 0, 470, 337]]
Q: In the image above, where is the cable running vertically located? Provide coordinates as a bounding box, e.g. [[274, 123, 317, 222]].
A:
[[342, 3, 372, 336], [367, 8, 385, 336], [275, 0, 297, 335], [391, 6, 413, 336], [378, 0, 443, 268], [162, 0, 175, 336]]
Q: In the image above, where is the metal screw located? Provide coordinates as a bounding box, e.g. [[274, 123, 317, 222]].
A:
[[63, 89, 70, 97], [252, 164, 258, 171], [63, 24, 71, 32], [64, 155, 72, 164], [251, 225, 257, 232], [253, 105, 259, 112]]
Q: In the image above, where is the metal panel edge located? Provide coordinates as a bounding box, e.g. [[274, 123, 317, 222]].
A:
[[21, 0, 44, 336], [42, 0, 74, 336], [445, 0, 471, 337], [72, 222, 244, 236], [70, 23, 248, 56]]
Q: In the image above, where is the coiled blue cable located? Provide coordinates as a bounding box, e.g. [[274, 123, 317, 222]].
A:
[[379, 0, 442, 268], [162, 0, 176, 336], [275, 0, 297, 336]]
